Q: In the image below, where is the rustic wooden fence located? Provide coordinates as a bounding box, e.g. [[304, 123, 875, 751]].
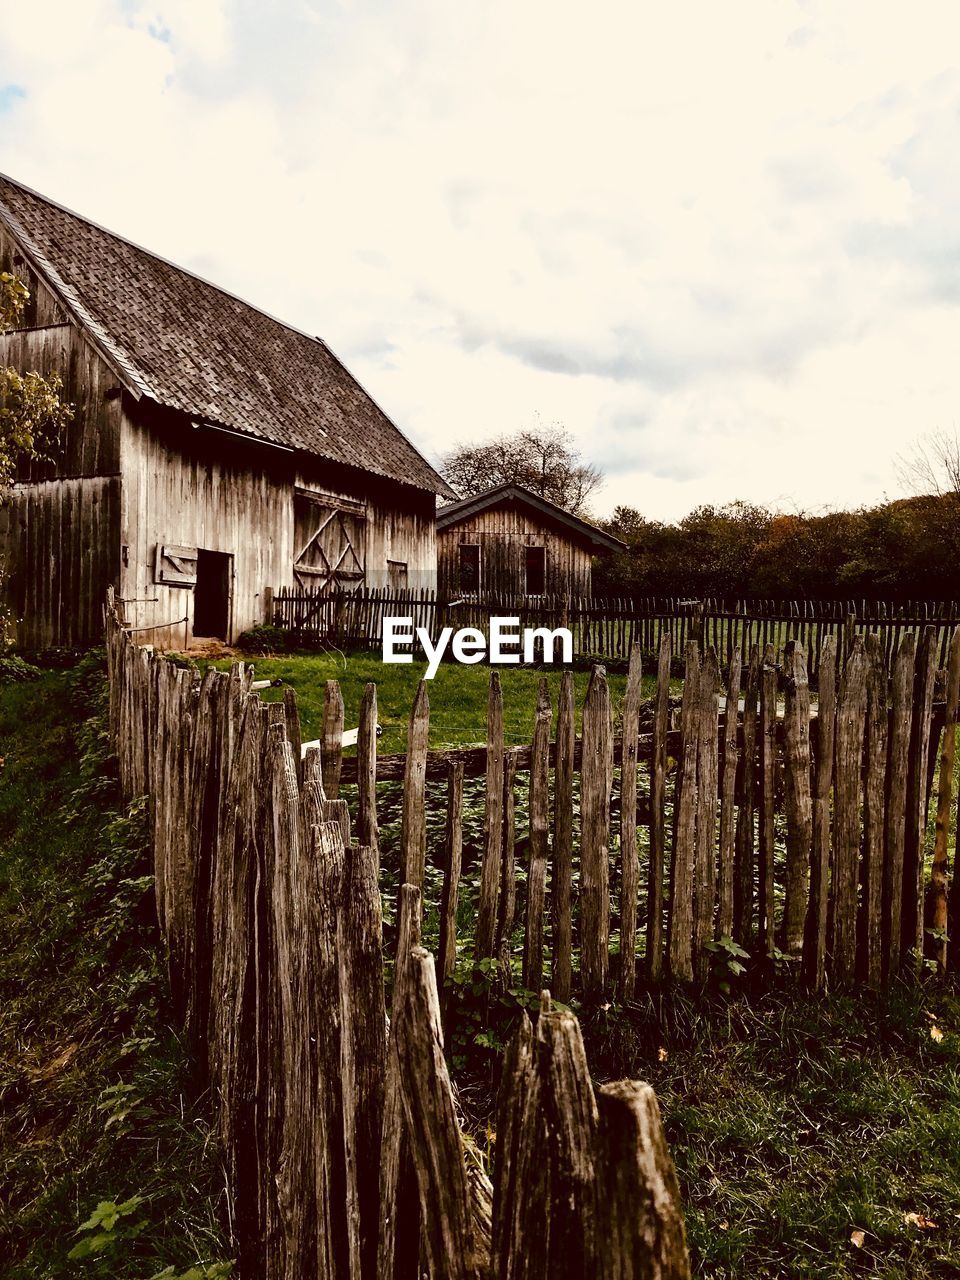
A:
[[323, 627, 960, 997], [104, 590, 690, 1280], [270, 585, 960, 676]]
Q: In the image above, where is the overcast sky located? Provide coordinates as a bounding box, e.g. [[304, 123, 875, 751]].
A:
[[1, 1, 959, 520]]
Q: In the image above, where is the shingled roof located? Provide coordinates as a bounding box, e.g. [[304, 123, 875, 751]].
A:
[[437, 483, 626, 552], [0, 174, 452, 496]]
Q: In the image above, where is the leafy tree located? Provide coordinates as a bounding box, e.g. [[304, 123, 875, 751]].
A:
[[439, 422, 603, 515], [1, 269, 72, 490]]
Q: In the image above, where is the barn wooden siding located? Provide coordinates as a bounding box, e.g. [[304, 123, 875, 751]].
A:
[[1, 228, 123, 647], [437, 503, 593, 598], [123, 412, 438, 649]]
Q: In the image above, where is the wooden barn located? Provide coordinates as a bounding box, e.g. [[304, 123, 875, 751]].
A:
[[436, 483, 624, 598], [0, 175, 452, 649]]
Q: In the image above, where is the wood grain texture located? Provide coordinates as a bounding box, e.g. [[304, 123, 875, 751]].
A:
[[782, 642, 812, 956], [580, 665, 613, 999], [524, 680, 552, 992], [669, 643, 700, 983], [476, 672, 505, 960], [553, 670, 576, 1002], [648, 635, 672, 980], [619, 645, 642, 998], [832, 639, 868, 985]]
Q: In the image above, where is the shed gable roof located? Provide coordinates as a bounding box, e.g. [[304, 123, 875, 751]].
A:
[[436, 483, 625, 552], [0, 173, 452, 496]]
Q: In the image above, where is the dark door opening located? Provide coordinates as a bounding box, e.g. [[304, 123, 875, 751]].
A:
[[194, 549, 232, 640], [459, 544, 480, 593], [525, 546, 546, 595]]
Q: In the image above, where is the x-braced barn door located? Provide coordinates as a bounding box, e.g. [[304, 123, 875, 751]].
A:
[[293, 491, 366, 593]]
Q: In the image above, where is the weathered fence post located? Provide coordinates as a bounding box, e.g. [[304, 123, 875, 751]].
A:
[[782, 642, 812, 957], [400, 681, 429, 893], [323, 679, 345, 799], [883, 632, 916, 979], [553, 670, 576, 1001], [476, 672, 505, 960], [717, 651, 741, 942], [581, 665, 613, 998], [734, 646, 760, 945], [803, 635, 836, 991], [693, 647, 720, 982], [832, 639, 868, 985], [357, 682, 379, 855], [932, 627, 960, 975], [758, 644, 778, 961], [524, 680, 552, 992], [394, 946, 488, 1280], [595, 1082, 691, 1280], [902, 627, 938, 973], [648, 634, 672, 980], [669, 642, 700, 983], [860, 633, 888, 987], [438, 761, 465, 988], [619, 645, 643, 998]]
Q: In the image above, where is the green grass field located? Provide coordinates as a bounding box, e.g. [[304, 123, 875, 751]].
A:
[[212, 648, 664, 751]]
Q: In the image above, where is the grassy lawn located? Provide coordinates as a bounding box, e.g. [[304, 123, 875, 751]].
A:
[[210, 648, 672, 752]]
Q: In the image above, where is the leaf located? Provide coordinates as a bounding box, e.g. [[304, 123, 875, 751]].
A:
[[68, 1231, 115, 1259], [658, 1046, 669, 1062], [849, 1229, 866, 1248], [930, 1025, 945, 1042], [903, 1212, 938, 1229]]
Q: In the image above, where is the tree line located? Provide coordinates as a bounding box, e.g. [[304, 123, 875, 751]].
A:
[[595, 493, 960, 601]]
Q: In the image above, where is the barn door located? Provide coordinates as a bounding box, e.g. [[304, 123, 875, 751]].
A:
[[293, 491, 366, 590]]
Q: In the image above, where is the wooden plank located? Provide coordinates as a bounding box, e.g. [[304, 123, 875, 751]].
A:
[[476, 672, 504, 960], [647, 634, 672, 980], [595, 1082, 691, 1280], [524, 680, 552, 992], [883, 632, 916, 980], [668, 642, 700, 982], [552, 670, 576, 1002], [399, 681, 429, 892], [580, 665, 613, 998], [498, 750, 519, 974], [831, 639, 868, 985], [323, 679, 345, 798], [338, 843, 387, 1280], [717, 650, 741, 941], [931, 627, 960, 974], [803, 635, 837, 991], [357, 683, 379, 855], [619, 644, 642, 998], [758, 644, 778, 960], [394, 946, 486, 1280], [860, 634, 888, 987], [693, 647, 720, 981], [438, 761, 465, 988], [902, 627, 938, 973], [734, 647, 760, 944], [782, 642, 812, 957], [377, 884, 422, 1280]]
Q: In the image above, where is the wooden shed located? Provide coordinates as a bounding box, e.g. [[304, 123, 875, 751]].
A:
[[436, 483, 624, 598], [0, 175, 452, 649]]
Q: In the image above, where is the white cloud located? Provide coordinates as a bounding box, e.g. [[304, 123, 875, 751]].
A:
[[1, 0, 959, 519]]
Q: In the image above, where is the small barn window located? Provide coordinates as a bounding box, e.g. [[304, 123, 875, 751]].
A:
[[459, 544, 480, 592], [387, 559, 408, 588], [525, 546, 546, 595]]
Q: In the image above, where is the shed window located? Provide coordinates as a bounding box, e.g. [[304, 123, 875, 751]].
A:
[[387, 559, 408, 588], [525, 546, 546, 595], [459, 544, 480, 592]]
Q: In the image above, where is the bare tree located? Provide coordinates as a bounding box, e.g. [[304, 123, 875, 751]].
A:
[[439, 423, 603, 516], [898, 428, 960, 497]]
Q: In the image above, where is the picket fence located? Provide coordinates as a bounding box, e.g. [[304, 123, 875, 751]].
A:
[[323, 626, 960, 997], [104, 591, 690, 1280], [270, 586, 960, 676]]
